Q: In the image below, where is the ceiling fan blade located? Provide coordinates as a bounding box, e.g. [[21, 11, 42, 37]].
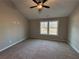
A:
[[30, 6, 37, 8], [43, 0, 47, 3], [33, 0, 39, 4], [43, 5, 50, 8]]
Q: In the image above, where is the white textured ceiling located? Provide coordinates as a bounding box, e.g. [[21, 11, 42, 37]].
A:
[[11, 0, 79, 19]]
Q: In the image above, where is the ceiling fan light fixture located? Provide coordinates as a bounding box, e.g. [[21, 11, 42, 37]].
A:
[[30, 0, 50, 12], [37, 3, 43, 11]]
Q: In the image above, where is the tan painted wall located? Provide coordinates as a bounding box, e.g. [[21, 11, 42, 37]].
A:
[[0, 0, 28, 51], [68, 5, 79, 53], [29, 17, 69, 42]]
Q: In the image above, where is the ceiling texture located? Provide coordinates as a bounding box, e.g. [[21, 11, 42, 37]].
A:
[[11, 0, 79, 19]]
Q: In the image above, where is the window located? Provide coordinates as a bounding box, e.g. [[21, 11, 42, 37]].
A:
[[49, 21, 58, 35], [40, 22, 48, 34], [40, 21, 58, 35]]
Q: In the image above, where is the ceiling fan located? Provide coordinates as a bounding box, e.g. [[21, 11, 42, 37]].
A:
[[30, 0, 50, 11]]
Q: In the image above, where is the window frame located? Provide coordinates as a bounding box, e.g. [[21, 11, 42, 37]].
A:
[[49, 21, 59, 35], [40, 20, 59, 36], [40, 21, 48, 35]]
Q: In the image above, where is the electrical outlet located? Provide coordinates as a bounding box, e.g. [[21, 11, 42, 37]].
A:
[[17, 22, 20, 24], [9, 41, 12, 43]]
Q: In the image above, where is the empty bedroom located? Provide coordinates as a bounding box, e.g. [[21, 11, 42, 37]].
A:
[[0, 0, 79, 59]]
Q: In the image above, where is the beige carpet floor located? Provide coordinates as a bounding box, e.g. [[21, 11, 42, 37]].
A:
[[0, 39, 79, 59]]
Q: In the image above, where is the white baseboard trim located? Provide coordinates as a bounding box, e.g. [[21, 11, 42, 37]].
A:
[[0, 38, 25, 52], [70, 43, 79, 54]]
